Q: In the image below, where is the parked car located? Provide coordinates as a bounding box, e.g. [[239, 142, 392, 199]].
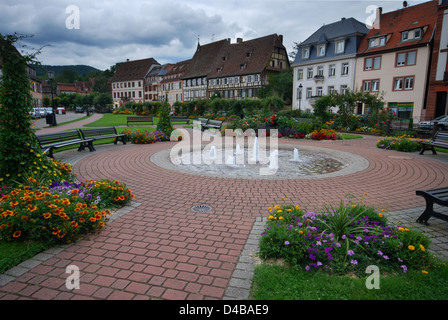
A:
[[38, 108, 48, 118], [45, 107, 53, 114], [32, 108, 42, 118], [417, 115, 448, 130], [30, 109, 38, 119], [75, 106, 84, 113], [56, 107, 66, 114]]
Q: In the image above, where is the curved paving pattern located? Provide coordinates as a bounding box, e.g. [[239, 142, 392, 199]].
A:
[[1, 132, 448, 300]]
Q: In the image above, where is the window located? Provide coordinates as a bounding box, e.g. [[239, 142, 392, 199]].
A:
[[404, 76, 414, 90], [328, 86, 335, 95], [307, 67, 313, 79], [340, 85, 348, 94], [297, 69, 303, 80], [318, 45, 326, 57], [317, 66, 324, 76], [401, 28, 422, 42], [302, 47, 310, 59], [396, 51, 416, 67], [401, 31, 409, 42], [393, 76, 414, 91], [394, 78, 403, 90], [342, 63, 349, 75], [329, 64, 336, 77], [316, 87, 323, 96], [335, 40, 345, 54], [306, 87, 312, 98], [363, 79, 380, 92], [363, 80, 371, 92], [368, 36, 386, 48], [364, 56, 381, 70]]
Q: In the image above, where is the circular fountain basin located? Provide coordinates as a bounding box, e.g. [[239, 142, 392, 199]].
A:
[[151, 143, 369, 180]]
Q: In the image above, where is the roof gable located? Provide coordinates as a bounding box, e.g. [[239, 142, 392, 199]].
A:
[[357, 0, 437, 55], [109, 57, 160, 82]]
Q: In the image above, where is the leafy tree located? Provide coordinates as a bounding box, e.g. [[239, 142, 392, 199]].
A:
[[0, 34, 64, 185]]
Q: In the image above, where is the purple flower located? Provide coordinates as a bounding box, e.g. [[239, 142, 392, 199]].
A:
[[351, 260, 358, 265], [401, 265, 408, 273], [347, 250, 355, 256], [284, 241, 290, 245]]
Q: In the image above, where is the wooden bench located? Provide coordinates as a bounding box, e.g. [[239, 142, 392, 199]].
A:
[[79, 127, 126, 146], [127, 116, 153, 126], [36, 130, 95, 158], [197, 118, 223, 132], [170, 116, 190, 124], [416, 187, 448, 224], [419, 130, 448, 155]]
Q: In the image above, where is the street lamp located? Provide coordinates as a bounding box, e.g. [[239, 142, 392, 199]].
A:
[[298, 84, 303, 113], [48, 70, 57, 126]]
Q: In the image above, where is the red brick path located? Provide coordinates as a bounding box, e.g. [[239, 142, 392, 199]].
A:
[[1, 131, 447, 300]]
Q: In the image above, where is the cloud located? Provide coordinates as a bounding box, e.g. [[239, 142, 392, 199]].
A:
[[1, 0, 428, 70]]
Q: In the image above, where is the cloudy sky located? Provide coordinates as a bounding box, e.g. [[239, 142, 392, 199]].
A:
[[1, 0, 428, 71]]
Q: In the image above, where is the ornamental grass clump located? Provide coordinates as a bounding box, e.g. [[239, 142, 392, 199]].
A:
[[258, 197, 440, 275]]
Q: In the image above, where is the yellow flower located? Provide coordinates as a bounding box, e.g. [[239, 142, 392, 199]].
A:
[[378, 213, 383, 218], [352, 204, 356, 208], [268, 215, 274, 220], [420, 244, 425, 251], [277, 210, 283, 213], [295, 206, 299, 210], [408, 245, 415, 251], [279, 216, 283, 220], [398, 227, 404, 232], [422, 270, 428, 275]]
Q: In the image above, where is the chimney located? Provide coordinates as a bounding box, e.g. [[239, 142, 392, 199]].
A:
[[278, 34, 283, 43], [237, 38, 243, 44], [372, 6, 382, 29]]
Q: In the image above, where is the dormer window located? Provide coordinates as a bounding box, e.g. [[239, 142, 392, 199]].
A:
[[302, 47, 310, 59], [368, 36, 386, 48], [317, 44, 326, 57], [401, 28, 423, 42], [335, 40, 345, 54]]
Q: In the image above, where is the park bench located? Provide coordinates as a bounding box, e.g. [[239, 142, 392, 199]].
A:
[[419, 130, 448, 155], [79, 127, 126, 147], [197, 118, 223, 132], [415, 187, 448, 224], [170, 116, 190, 124], [127, 116, 153, 126], [36, 130, 95, 158]]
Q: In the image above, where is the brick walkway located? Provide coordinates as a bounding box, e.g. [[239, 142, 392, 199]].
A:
[[1, 118, 448, 300]]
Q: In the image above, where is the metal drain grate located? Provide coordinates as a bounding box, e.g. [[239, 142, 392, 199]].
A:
[[191, 204, 213, 213]]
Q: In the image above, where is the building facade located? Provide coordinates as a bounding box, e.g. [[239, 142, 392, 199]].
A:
[[355, 1, 438, 122], [160, 59, 191, 107], [207, 34, 290, 100], [292, 18, 369, 112], [425, 0, 448, 120], [109, 58, 160, 107]]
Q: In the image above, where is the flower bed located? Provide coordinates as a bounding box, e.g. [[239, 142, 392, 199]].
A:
[[376, 135, 427, 152], [0, 178, 134, 245], [258, 197, 438, 275], [122, 129, 170, 144]]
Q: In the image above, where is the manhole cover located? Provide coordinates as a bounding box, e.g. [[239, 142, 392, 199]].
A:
[[191, 204, 213, 213]]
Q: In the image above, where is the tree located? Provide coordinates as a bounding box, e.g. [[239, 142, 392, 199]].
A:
[[156, 101, 174, 136], [0, 34, 63, 185]]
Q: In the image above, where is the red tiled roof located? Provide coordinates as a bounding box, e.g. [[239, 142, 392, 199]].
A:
[[207, 34, 288, 78], [357, 0, 438, 55], [182, 39, 230, 79], [109, 57, 160, 82]]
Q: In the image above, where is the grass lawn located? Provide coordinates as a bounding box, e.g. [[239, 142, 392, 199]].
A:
[[341, 133, 363, 140], [251, 263, 448, 300], [0, 241, 51, 274], [83, 113, 191, 127]]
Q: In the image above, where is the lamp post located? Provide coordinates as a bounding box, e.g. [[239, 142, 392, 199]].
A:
[[48, 70, 57, 126], [298, 83, 303, 113]]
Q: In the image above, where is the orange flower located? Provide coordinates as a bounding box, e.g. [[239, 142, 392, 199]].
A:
[[13, 231, 21, 238], [43, 213, 51, 219]]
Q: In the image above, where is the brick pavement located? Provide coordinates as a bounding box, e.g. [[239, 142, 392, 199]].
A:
[[1, 123, 448, 300]]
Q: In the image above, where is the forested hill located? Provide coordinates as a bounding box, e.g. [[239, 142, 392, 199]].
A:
[[33, 64, 102, 78]]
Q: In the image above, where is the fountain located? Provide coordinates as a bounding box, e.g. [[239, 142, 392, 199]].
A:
[[291, 148, 301, 162], [156, 131, 369, 180]]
